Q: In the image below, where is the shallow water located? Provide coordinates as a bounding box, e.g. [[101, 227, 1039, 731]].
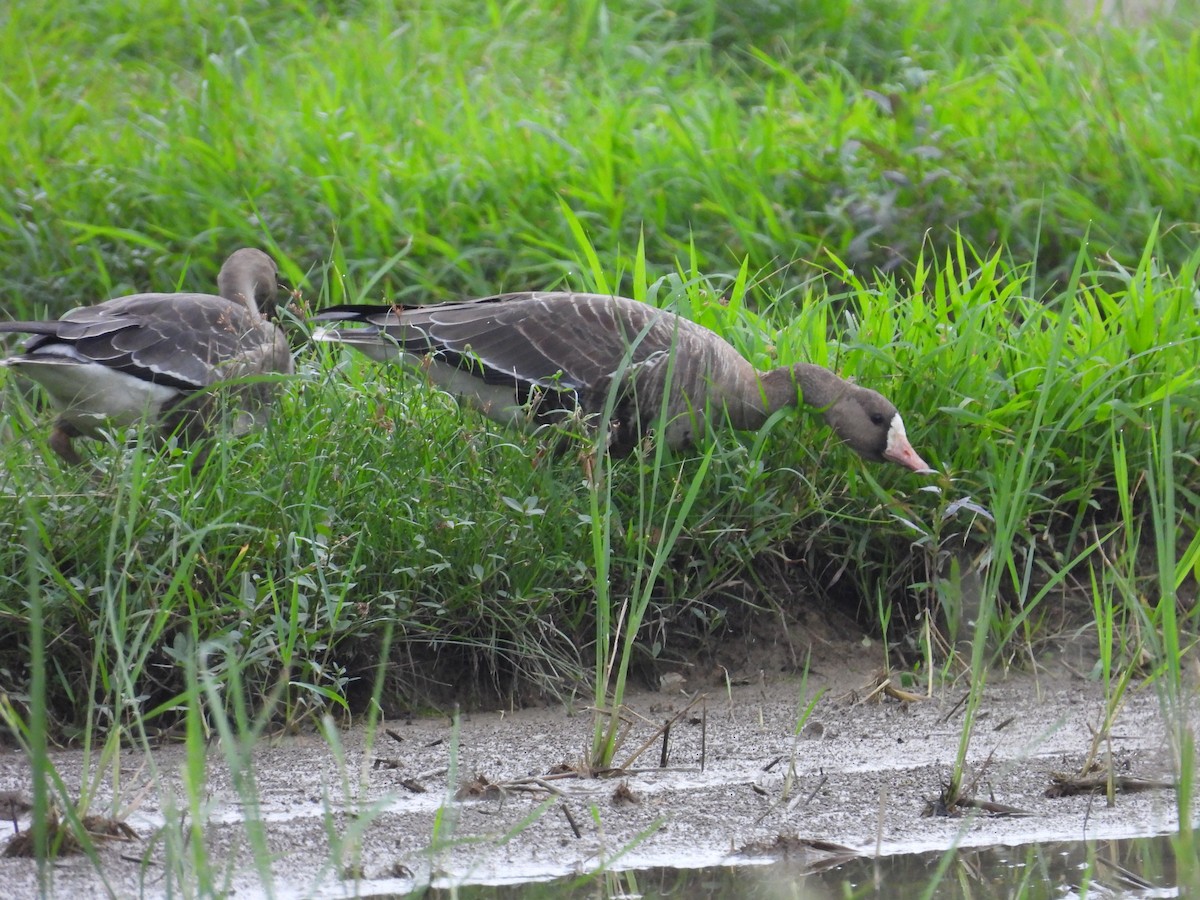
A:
[[405, 834, 1182, 899]]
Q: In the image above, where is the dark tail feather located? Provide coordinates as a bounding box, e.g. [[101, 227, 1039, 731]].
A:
[[0, 321, 60, 336]]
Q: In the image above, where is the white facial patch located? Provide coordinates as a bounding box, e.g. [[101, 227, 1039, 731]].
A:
[[883, 413, 933, 473], [885, 413, 908, 456]]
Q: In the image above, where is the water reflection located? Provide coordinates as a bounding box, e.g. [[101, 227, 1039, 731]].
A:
[[407, 834, 1183, 898]]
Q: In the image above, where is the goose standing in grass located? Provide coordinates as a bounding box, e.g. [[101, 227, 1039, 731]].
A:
[[0, 248, 293, 464], [312, 291, 931, 472]]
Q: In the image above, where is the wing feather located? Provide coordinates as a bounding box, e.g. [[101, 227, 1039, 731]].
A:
[[314, 292, 685, 395], [3, 292, 268, 390]]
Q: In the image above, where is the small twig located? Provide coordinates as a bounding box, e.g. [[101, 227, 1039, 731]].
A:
[[597, 765, 701, 777], [798, 774, 828, 811], [1046, 772, 1175, 797], [561, 804, 582, 839], [493, 776, 567, 797], [956, 797, 1032, 817], [939, 692, 971, 724], [961, 747, 997, 800], [616, 692, 705, 771]]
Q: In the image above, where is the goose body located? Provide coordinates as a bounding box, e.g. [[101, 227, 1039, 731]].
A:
[[0, 248, 294, 463], [312, 291, 931, 472]]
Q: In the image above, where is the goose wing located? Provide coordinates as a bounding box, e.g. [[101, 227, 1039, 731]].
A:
[[314, 292, 680, 394], [2, 293, 270, 390]]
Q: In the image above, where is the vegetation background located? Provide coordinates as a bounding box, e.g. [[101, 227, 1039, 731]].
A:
[[0, 0, 1197, 738]]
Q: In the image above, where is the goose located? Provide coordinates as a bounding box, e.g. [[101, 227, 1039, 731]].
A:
[[311, 291, 931, 472], [0, 248, 294, 464]]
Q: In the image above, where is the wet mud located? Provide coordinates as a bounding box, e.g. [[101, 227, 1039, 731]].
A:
[[0, 638, 1194, 898]]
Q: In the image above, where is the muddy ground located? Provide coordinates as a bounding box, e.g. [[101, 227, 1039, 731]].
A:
[[0, 630, 1195, 899]]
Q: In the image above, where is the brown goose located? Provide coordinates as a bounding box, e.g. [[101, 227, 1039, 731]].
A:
[[0, 248, 294, 464], [312, 291, 931, 472]]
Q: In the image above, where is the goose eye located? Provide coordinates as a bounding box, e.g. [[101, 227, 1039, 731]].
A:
[[870, 412, 886, 426]]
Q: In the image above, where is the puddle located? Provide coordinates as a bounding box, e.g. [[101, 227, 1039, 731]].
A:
[[295, 834, 1183, 898], [395, 834, 1181, 898]]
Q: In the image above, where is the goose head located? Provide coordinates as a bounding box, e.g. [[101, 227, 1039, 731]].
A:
[[823, 385, 931, 473], [217, 248, 280, 317]]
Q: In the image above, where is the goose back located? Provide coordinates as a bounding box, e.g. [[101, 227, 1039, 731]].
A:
[[315, 292, 762, 453], [0, 248, 293, 462]]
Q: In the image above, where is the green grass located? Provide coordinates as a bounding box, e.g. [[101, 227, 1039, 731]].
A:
[[1, 0, 1199, 893], [3, 0, 1200, 305]]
